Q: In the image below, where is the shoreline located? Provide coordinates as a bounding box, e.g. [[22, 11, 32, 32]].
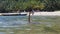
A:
[[27, 12, 60, 16], [0, 11, 60, 16]]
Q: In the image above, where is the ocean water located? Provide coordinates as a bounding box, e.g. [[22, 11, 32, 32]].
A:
[[0, 16, 29, 34], [0, 16, 47, 26], [0, 16, 60, 34], [0, 16, 58, 28], [0, 16, 28, 26]]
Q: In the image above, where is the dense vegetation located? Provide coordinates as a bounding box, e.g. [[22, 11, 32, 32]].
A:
[[0, 0, 60, 12]]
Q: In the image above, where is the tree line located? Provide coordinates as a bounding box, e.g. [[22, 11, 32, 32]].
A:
[[0, 0, 60, 13]]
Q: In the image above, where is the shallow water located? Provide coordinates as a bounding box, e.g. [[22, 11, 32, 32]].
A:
[[0, 32, 6, 34], [0, 16, 60, 34]]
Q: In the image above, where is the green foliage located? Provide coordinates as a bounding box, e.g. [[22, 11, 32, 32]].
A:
[[0, 0, 60, 12], [44, 0, 60, 11]]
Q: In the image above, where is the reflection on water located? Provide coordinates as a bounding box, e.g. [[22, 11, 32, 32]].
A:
[[0, 16, 60, 34]]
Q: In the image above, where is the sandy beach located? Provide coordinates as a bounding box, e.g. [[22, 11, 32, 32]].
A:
[[27, 11, 60, 16], [0, 11, 60, 16]]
